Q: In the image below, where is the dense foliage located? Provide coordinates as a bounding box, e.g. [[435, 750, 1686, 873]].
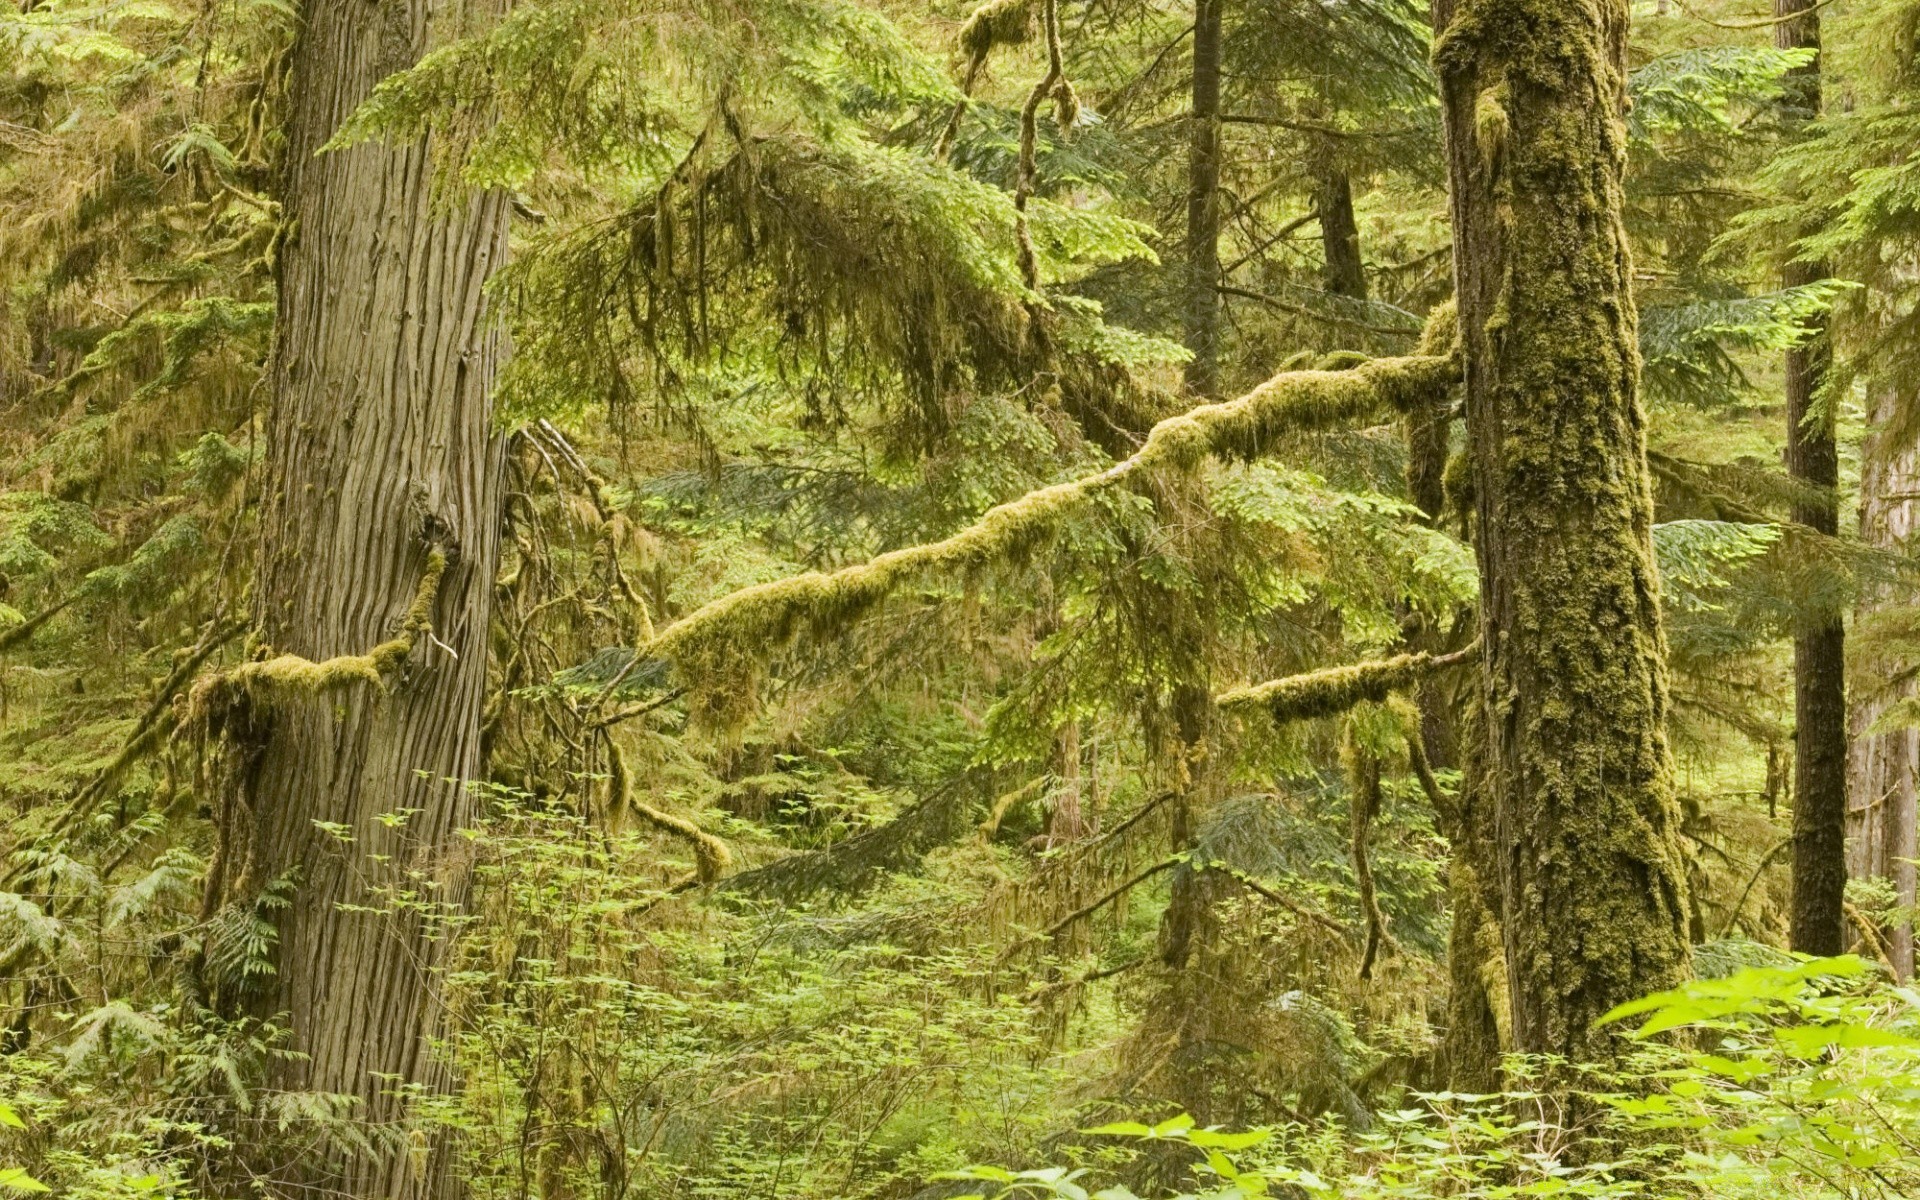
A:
[[2, 1, 1919, 1198]]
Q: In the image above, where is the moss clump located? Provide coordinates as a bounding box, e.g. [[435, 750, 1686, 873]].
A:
[[649, 350, 1458, 729], [958, 0, 1036, 60], [1216, 644, 1477, 724]]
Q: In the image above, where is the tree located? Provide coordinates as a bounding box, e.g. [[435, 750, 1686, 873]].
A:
[[1774, 0, 1848, 958], [1185, 0, 1224, 398], [1853, 385, 1920, 978], [1432, 0, 1691, 1061], [194, 2, 509, 1194]]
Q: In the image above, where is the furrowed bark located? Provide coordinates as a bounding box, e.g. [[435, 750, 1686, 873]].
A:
[[1776, 0, 1849, 959], [212, 1, 509, 1194], [1433, 0, 1691, 1063]]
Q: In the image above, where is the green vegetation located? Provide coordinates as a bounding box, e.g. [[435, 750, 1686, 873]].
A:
[[2, 1, 1918, 1198]]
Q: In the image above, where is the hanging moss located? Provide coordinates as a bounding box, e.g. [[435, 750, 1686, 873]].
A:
[[605, 735, 731, 883], [958, 0, 1036, 59], [1343, 730, 1393, 980], [648, 350, 1457, 728], [1215, 644, 1478, 725]]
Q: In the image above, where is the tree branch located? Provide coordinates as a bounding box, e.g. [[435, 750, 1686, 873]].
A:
[[635, 350, 1458, 725], [1216, 642, 1480, 725]]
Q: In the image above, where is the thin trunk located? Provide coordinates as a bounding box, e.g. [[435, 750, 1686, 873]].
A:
[[1157, 682, 1216, 969], [1317, 169, 1367, 301], [1777, 0, 1849, 958], [1851, 375, 1920, 978], [1184, 0, 1223, 397], [1433, 0, 1691, 1062], [219, 1, 508, 1195]]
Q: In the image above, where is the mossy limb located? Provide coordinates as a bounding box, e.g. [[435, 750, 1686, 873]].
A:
[[605, 734, 730, 883], [1216, 643, 1478, 725], [958, 0, 1036, 59], [647, 351, 1457, 728], [190, 551, 449, 723]]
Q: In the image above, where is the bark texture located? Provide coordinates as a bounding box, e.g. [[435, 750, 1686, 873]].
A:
[[1851, 377, 1920, 978], [1776, 0, 1849, 958], [1184, 0, 1223, 397], [218, 1, 509, 1195], [1432, 0, 1691, 1062]]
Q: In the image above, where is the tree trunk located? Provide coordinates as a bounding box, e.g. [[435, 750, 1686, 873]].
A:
[[1432, 0, 1691, 1062], [1184, 0, 1223, 397], [1776, 0, 1849, 958], [1851, 375, 1920, 978], [1317, 170, 1367, 302], [222, 1, 508, 1195]]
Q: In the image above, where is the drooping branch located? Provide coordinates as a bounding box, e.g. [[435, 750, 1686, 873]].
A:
[[604, 732, 731, 883], [1215, 642, 1479, 725], [1345, 736, 1392, 980], [637, 351, 1457, 725], [1013, 0, 1067, 297], [0, 598, 75, 654], [935, 0, 1038, 160]]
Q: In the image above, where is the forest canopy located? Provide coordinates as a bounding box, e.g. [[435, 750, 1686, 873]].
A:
[[3, 1, 1920, 1198]]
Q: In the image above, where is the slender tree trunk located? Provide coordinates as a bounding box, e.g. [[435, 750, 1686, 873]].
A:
[[1775, 0, 1849, 958], [1432, 0, 1691, 1062], [1184, 0, 1223, 397], [1317, 169, 1367, 301], [1851, 376, 1920, 978], [221, 2, 508, 1195]]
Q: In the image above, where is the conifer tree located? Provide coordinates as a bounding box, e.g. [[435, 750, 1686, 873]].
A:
[[1774, 0, 1848, 959], [194, 2, 509, 1193], [1185, 0, 1224, 397], [1432, 0, 1691, 1061]]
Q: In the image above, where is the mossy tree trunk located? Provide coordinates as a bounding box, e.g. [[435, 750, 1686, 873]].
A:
[[224, 1, 508, 1194], [1776, 0, 1849, 958], [1184, 0, 1223, 397], [1851, 376, 1920, 979], [1432, 0, 1691, 1062]]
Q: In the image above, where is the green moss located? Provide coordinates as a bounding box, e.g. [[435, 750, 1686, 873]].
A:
[[1216, 645, 1476, 724], [606, 736, 730, 882], [191, 551, 449, 722], [651, 349, 1458, 729], [958, 0, 1035, 60], [1436, 0, 1692, 1064]]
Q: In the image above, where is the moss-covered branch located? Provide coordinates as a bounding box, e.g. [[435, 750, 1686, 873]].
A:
[[605, 733, 731, 883], [0, 598, 76, 654], [1215, 642, 1479, 724], [641, 351, 1456, 724], [189, 551, 449, 721]]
